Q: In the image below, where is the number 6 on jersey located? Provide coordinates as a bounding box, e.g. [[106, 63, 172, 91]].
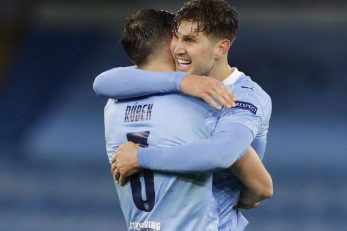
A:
[[127, 131, 155, 212]]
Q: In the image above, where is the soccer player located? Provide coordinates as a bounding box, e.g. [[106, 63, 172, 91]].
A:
[[103, 9, 223, 230], [94, 1, 273, 230]]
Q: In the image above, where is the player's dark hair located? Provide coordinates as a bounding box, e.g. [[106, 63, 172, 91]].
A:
[[121, 9, 175, 66], [173, 0, 238, 42]]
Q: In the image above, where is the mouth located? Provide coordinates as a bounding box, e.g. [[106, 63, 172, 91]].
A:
[[176, 58, 192, 70]]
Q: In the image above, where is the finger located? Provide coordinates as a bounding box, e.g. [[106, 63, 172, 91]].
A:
[[209, 84, 234, 108], [115, 170, 120, 181], [222, 85, 236, 101], [211, 90, 229, 108], [227, 90, 237, 106], [229, 94, 237, 105], [111, 163, 117, 175], [217, 84, 235, 100], [112, 169, 120, 181], [118, 144, 125, 151], [224, 96, 235, 108], [119, 175, 126, 186], [228, 89, 237, 101], [222, 92, 236, 108], [203, 95, 221, 110], [218, 86, 236, 108], [253, 202, 261, 208], [111, 157, 118, 173], [111, 153, 117, 163], [119, 142, 130, 150]]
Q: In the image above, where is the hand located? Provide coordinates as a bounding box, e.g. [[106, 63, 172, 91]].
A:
[[180, 74, 236, 110], [111, 142, 141, 186], [236, 201, 261, 210]]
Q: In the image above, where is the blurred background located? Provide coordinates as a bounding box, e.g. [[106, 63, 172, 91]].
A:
[[1, 0, 346, 230]]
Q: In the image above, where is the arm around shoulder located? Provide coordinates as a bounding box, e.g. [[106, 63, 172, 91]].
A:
[[93, 66, 184, 99]]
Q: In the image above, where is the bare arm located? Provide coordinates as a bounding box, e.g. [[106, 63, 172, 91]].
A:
[[230, 147, 273, 208]]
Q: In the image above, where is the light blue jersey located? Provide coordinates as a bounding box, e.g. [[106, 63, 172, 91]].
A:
[[104, 93, 220, 231], [97, 67, 272, 231], [212, 68, 272, 230]]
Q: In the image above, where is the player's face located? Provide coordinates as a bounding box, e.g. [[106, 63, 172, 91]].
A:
[[170, 21, 219, 76]]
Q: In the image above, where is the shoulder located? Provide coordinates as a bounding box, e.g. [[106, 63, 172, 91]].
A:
[[98, 65, 136, 76], [227, 73, 272, 117], [104, 99, 117, 112]]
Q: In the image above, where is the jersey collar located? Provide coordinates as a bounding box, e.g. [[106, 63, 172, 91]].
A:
[[223, 67, 243, 85]]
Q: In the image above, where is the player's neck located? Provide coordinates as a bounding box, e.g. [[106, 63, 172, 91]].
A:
[[208, 60, 234, 82], [141, 63, 175, 72], [140, 56, 175, 72]]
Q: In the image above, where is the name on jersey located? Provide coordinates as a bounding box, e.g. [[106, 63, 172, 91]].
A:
[[235, 101, 258, 114], [129, 220, 161, 231], [125, 103, 153, 123]]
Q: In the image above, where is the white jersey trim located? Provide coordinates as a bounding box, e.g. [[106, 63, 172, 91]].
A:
[[223, 67, 243, 86]]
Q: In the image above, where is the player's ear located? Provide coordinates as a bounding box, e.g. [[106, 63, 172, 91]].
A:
[[215, 39, 231, 58]]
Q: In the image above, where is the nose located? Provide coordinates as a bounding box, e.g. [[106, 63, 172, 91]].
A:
[[171, 38, 185, 56]]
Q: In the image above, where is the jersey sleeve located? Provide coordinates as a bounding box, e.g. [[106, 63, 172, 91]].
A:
[[220, 102, 262, 140], [137, 122, 254, 173], [137, 87, 271, 173], [222, 83, 271, 139], [93, 66, 185, 99]]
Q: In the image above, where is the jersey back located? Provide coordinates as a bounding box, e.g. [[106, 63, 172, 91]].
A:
[[104, 94, 219, 231]]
